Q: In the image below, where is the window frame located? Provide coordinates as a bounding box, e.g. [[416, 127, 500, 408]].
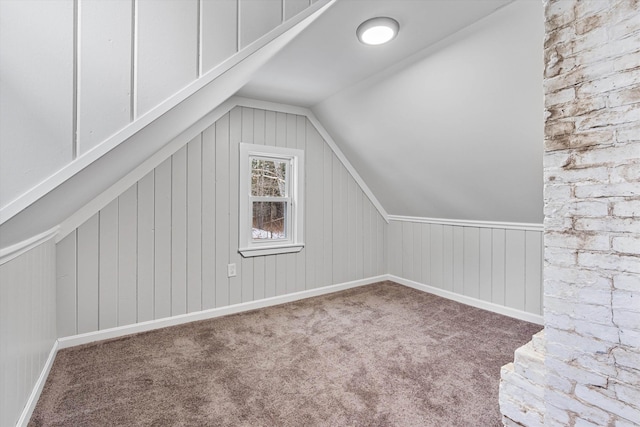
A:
[[239, 143, 304, 257]]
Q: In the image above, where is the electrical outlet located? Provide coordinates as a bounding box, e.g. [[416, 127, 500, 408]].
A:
[[227, 263, 236, 278]]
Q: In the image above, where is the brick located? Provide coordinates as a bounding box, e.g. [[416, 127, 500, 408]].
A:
[[612, 289, 638, 310], [579, 251, 640, 274], [613, 50, 640, 72], [545, 246, 578, 267], [619, 328, 640, 347], [545, 231, 610, 251], [545, 264, 612, 289], [547, 370, 575, 394], [545, 403, 572, 425], [612, 236, 640, 255], [546, 326, 614, 354], [615, 127, 640, 143], [614, 309, 640, 330], [575, 182, 640, 198], [575, 384, 640, 423], [545, 0, 576, 31], [608, 85, 640, 108], [575, 217, 640, 233], [607, 10, 640, 41], [611, 381, 640, 410], [612, 200, 640, 217], [576, 105, 640, 130], [574, 143, 640, 167], [614, 273, 640, 291], [545, 387, 612, 425], [611, 346, 640, 371], [547, 87, 577, 106], [575, 417, 604, 427], [609, 162, 640, 183]]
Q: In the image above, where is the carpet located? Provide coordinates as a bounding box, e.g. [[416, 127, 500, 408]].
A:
[[30, 281, 541, 426]]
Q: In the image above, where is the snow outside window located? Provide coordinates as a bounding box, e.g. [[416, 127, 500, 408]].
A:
[[239, 143, 304, 257]]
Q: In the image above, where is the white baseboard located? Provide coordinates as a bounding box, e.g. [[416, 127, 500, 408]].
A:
[[387, 274, 544, 325], [58, 275, 387, 349], [17, 340, 59, 427]]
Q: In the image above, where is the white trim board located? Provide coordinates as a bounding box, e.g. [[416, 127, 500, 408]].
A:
[[0, 0, 336, 226], [0, 226, 59, 266], [58, 275, 388, 349], [388, 215, 543, 232], [388, 274, 544, 325], [56, 96, 389, 242], [16, 341, 59, 427]]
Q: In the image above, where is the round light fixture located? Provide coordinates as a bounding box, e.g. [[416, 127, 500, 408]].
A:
[[356, 17, 399, 45]]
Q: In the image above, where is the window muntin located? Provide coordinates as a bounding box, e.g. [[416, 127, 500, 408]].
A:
[[239, 144, 304, 257]]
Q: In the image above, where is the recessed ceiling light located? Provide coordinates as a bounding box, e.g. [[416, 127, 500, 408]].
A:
[[356, 17, 399, 46]]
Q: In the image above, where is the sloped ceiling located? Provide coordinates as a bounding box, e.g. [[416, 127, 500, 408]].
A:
[[239, 0, 544, 224]]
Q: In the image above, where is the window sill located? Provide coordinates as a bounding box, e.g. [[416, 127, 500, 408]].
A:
[[239, 243, 304, 258]]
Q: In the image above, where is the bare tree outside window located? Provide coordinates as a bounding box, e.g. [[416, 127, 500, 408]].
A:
[[251, 158, 288, 240]]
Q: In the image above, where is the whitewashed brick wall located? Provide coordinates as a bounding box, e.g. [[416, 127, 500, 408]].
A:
[[500, 0, 640, 425]]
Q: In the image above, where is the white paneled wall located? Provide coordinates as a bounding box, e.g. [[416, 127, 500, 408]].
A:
[[0, 239, 57, 427], [56, 107, 386, 337], [388, 219, 543, 316], [0, 0, 315, 210]]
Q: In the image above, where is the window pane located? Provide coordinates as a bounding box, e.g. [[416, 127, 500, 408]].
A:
[[251, 158, 287, 197], [252, 201, 286, 240]]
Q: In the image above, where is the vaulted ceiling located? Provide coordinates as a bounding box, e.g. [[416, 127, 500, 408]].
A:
[[240, 0, 544, 224]]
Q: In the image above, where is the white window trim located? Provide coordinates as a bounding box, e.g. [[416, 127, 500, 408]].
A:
[[239, 143, 305, 258]]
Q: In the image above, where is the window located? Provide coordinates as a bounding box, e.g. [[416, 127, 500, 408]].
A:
[[239, 143, 304, 257]]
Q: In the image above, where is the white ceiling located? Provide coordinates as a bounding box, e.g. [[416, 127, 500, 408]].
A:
[[239, 0, 544, 224], [238, 0, 513, 107]]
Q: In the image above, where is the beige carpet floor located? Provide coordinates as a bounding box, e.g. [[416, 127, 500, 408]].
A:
[[30, 281, 541, 426]]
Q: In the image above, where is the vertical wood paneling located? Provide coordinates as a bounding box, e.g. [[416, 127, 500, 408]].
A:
[[264, 111, 277, 298], [430, 224, 443, 288], [421, 223, 431, 285], [331, 155, 342, 284], [215, 115, 230, 306], [78, 0, 132, 153], [229, 108, 242, 303], [505, 230, 526, 311], [77, 214, 100, 333], [57, 107, 388, 336], [525, 231, 542, 315], [412, 222, 422, 283], [0, 0, 74, 210], [284, 0, 309, 20], [137, 171, 155, 321], [442, 226, 454, 291], [56, 231, 77, 337], [136, 0, 198, 117], [479, 228, 492, 302], [171, 146, 188, 315], [200, 0, 237, 74], [154, 158, 172, 318], [202, 127, 216, 310], [387, 220, 542, 316], [1, 240, 56, 427], [239, 0, 282, 49], [453, 227, 464, 295], [99, 199, 119, 329], [240, 108, 254, 302], [187, 135, 203, 312], [402, 222, 413, 281], [118, 185, 138, 325], [463, 227, 480, 299], [363, 199, 372, 278], [492, 228, 507, 306], [322, 144, 333, 287], [388, 221, 402, 276], [295, 115, 307, 290]]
